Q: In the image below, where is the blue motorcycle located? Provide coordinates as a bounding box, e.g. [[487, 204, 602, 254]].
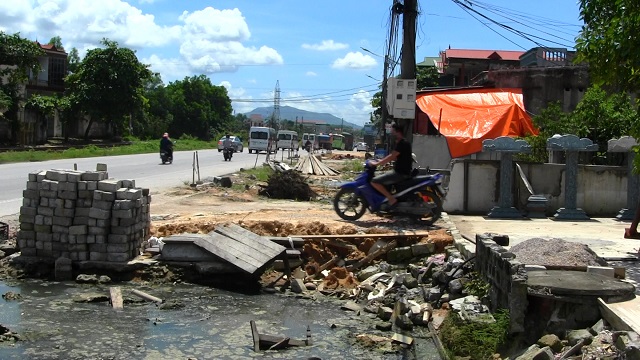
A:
[[333, 162, 446, 225]]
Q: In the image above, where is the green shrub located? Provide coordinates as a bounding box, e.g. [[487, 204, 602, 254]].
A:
[[440, 309, 510, 360]]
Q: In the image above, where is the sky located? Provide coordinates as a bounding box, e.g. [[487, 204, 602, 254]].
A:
[[0, 0, 583, 126]]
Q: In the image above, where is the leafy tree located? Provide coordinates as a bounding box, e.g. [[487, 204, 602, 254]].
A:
[[0, 31, 44, 142], [165, 75, 232, 140], [66, 39, 152, 139], [48, 36, 63, 49], [576, 0, 640, 92], [416, 66, 440, 89], [67, 47, 80, 74], [133, 74, 172, 139]]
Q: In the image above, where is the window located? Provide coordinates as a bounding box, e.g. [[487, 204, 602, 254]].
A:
[[48, 57, 66, 87], [251, 132, 268, 139]]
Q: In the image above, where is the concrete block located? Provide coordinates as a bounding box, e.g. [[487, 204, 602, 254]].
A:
[[587, 266, 615, 278], [66, 172, 81, 183], [68, 235, 76, 244], [387, 246, 414, 263], [54, 207, 75, 217], [121, 179, 135, 188], [18, 230, 35, 241], [111, 226, 134, 235], [97, 219, 109, 227], [69, 225, 88, 235], [96, 164, 108, 172], [21, 248, 37, 256], [64, 200, 76, 209], [77, 181, 87, 191], [46, 170, 67, 182], [34, 224, 52, 233], [290, 278, 306, 293], [77, 252, 88, 261], [73, 217, 90, 225], [58, 190, 77, 200], [36, 232, 53, 242], [98, 179, 121, 193], [90, 252, 107, 261], [81, 171, 107, 181], [93, 190, 115, 202], [69, 244, 87, 252], [76, 207, 90, 217], [44, 179, 59, 191], [20, 206, 38, 216], [411, 242, 435, 257], [20, 222, 34, 231], [107, 252, 130, 262], [23, 189, 39, 199], [86, 235, 96, 244], [35, 240, 44, 249], [95, 235, 106, 244], [89, 207, 111, 220], [88, 226, 107, 235], [119, 217, 136, 227], [52, 216, 73, 227], [112, 209, 132, 218], [19, 214, 35, 224], [52, 225, 70, 234], [378, 306, 393, 321], [28, 172, 38, 182], [39, 198, 49, 207], [124, 189, 142, 200], [36, 171, 47, 182], [88, 218, 97, 227], [40, 190, 57, 198], [35, 214, 45, 225], [113, 200, 134, 210], [89, 244, 107, 252], [93, 200, 113, 211], [78, 190, 92, 199], [107, 243, 129, 253], [26, 181, 39, 190], [108, 234, 130, 244]]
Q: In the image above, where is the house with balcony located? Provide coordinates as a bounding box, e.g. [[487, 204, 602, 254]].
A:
[[21, 42, 68, 145], [437, 48, 525, 87]]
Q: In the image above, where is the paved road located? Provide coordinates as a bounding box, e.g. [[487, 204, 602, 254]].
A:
[[0, 149, 287, 217]]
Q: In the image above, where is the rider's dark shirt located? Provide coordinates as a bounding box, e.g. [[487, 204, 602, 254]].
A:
[[393, 138, 412, 175]]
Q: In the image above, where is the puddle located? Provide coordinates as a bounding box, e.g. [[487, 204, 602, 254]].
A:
[[0, 280, 441, 359]]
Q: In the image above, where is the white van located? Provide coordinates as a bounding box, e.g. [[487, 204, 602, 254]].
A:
[[302, 133, 317, 150], [249, 127, 276, 154], [277, 130, 299, 151]]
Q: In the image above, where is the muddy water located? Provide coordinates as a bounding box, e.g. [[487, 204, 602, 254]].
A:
[[0, 280, 440, 360]]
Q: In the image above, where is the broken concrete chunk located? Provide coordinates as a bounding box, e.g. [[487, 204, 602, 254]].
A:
[[391, 333, 414, 346], [290, 278, 306, 294], [566, 329, 593, 346], [357, 265, 380, 282], [341, 300, 363, 313], [394, 314, 414, 331], [386, 246, 413, 264], [537, 334, 563, 353], [75, 274, 99, 284], [377, 306, 393, 321], [375, 322, 392, 331], [73, 292, 109, 303]]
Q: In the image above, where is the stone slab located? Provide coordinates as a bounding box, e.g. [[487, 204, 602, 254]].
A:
[[527, 270, 635, 299]]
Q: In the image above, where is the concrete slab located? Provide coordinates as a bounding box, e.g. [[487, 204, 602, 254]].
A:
[[527, 270, 635, 300], [448, 215, 640, 260]]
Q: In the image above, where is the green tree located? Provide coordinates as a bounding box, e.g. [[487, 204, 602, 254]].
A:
[[416, 66, 440, 89], [165, 75, 232, 140], [66, 39, 152, 139], [67, 47, 80, 74], [576, 0, 640, 92], [0, 31, 44, 142], [133, 73, 172, 139], [48, 36, 63, 49]]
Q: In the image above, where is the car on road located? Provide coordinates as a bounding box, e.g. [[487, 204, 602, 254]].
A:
[[353, 142, 368, 152], [217, 136, 243, 152]]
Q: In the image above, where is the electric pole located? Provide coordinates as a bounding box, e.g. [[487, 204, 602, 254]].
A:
[[400, 0, 417, 142]]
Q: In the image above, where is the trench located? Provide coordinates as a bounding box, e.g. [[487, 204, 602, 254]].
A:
[[0, 279, 441, 360]]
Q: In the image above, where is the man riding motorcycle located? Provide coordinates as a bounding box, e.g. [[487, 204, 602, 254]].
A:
[[160, 132, 173, 162], [222, 134, 234, 161], [368, 123, 412, 209]]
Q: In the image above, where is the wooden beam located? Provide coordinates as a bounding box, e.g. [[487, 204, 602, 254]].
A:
[[294, 231, 431, 240], [305, 255, 340, 281], [109, 287, 123, 310], [251, 320, 261, 352], [131, 289, 163, 304]]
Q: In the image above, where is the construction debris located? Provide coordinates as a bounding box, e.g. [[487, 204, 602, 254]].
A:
[[250, 320, 310, 352], [258, 170, 315, 201], [294, 155, 340, 176]]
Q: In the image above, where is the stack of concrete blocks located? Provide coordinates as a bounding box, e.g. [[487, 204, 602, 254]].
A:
[[17, 169, 151, 263]]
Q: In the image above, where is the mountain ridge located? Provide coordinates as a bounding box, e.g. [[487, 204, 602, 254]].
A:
[[244, 105, 361, 129]]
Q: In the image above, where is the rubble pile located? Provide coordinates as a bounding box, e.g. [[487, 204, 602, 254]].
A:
[[510, 238, 608, 267], [258, 170, 315, 201], [17, 169, 151, 262]]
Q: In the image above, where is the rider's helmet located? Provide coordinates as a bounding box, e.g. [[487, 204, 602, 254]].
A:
[[163, 133, 169, 138]]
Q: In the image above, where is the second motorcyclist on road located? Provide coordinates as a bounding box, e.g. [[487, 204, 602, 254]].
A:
[[160, 132, 173, 158], [368, 123, 413, 208], [223, 134, 233, 150]]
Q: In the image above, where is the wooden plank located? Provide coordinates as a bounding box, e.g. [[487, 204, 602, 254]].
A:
[[294, 231, 431, 240], [251, 320, 261, 352], [194, 236, 259, 274], [268, 337, 290, 350], [109, 287, 123, 310], [305, 255, 340, 281], [205, 233, 273, 267], [267, 237, 305, 248], [131, 289, 163, 303], [259, 334, 307, 347], [598, 296, 640, 334], [215, 223, 285, 256]]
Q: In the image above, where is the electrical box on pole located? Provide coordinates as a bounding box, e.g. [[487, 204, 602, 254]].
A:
[[385, 77, 416, 119]]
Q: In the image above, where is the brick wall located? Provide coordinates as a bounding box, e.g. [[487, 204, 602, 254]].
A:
[[17, 169, 150, 263], [475, 233, 528, 333]]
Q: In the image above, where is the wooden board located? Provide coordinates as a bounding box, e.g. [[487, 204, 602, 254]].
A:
[[194, 235, 259, 274], [598, 296, 640, 334], [214, 223, 285, 258], [109, 287, 123, 310]]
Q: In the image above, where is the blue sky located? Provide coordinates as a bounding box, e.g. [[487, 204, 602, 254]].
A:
[[0, 0, 582, 126]]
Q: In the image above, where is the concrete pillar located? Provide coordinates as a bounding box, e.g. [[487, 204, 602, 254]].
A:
[[482, 137, 532, 218], [608, 136, 639, 220], [547, 135, 598, 220]]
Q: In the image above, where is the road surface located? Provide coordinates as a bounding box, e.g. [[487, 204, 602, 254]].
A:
[[0, 149, 292, 217]]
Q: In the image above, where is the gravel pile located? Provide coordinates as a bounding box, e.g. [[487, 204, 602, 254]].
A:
[[510, 238, 608, 267]]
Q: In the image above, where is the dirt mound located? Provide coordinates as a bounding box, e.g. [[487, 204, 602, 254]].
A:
[[259, 171, 315, 201], [510, 238, 608, 267], [322, 266, 358, 290]]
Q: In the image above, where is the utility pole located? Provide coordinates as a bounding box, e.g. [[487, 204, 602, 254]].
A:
[[400, 0, 417, 142]]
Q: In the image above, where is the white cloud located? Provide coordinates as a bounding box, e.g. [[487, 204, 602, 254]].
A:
[[306, 71, 317, 77], [332, 52, 377, 70], [302, 40, 348, 51]]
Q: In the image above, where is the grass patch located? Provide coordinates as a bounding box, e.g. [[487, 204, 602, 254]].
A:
[[339, 159, 365, 180], [241, 166, 274, 182], [463, 272, 491, 298], [0, 138, 216, 164], [440, 309, 510, 360]]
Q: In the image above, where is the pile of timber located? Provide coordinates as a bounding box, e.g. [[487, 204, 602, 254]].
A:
[[294, 155, 340, 176], [265, 160, 292, 172]]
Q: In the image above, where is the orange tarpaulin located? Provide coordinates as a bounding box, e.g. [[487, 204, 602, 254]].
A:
[[415, 88, 538, 158]]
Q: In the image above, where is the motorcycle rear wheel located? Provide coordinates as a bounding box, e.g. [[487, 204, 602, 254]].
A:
[[333, 188, 368, 220], [419, 189, 442, 225]]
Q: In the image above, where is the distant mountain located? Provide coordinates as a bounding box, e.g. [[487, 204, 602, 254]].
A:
[[245, 105, 361, 129]]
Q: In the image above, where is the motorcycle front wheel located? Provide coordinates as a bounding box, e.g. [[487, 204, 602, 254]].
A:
[[333, 188, 368, 220]]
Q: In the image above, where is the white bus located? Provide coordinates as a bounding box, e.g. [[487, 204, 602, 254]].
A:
[[277, 130, 299, 151], [249, 127, 277, 154]]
